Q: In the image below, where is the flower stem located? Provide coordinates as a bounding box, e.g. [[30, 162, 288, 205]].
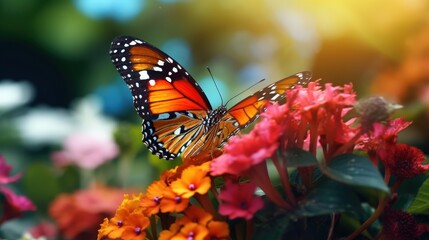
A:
[[149, 215, 158, 240], [246, 219, 253, 240], [194, 193, 219, 220], [272, 153, 296, 205], [346, 195, 389, 240], [246, 162, 291, 209]]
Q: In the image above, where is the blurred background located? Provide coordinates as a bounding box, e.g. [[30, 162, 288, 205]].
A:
[[1, 0, 429, 239]]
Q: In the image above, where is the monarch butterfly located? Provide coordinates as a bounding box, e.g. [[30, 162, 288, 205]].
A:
[[110, 36, 311, 161]]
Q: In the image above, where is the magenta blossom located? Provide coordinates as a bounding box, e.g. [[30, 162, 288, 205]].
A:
[[0, 155, 22, 184], [0, 156, 36, 224], [52, 133, 119, 169]]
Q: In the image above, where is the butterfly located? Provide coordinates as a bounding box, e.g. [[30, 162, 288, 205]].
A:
[[110, 36, 312, 161]]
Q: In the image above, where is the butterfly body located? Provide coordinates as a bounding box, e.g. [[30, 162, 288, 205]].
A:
[[110, 36, 311, 160]]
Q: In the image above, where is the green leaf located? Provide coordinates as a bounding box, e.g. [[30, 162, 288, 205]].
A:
[[114, 123, 145, 154], [295, 178, 364, 218], [283, 148, 318, 167], [22, 163, 59, 209], [322, 154, 389, 194], [407, 178, 429, 214]]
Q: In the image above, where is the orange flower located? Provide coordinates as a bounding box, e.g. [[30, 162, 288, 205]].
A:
[[174, 222, 208, 240], [121, 212, 150, 240], [178, 205, 213, 226], [207, 221, 230, 240], [97, 208, 128, 239], [98, 194, 146, 240], [141, 180, 167, 215], [120, 194, 144, 211], [171, 165, 211, 198], [161, 166, 179, 185], [158, 222, 181, 240], [160, 187, 189, 213]]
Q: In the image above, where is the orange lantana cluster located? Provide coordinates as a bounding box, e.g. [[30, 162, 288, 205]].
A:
[[97, 162, 229, 240]]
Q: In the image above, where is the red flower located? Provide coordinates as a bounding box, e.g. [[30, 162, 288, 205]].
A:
[[50, 186, 125, 239], [381, 207, 429, 240], [218, 181, 264, 220], [388, 144, 429, 179], [359, 118, 412, 164]]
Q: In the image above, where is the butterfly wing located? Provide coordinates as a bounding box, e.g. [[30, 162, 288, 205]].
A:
[[227, 71, 312, 127], [110, 36, 212, 160], [183, 71, 312, 161], [110, 36, 212, 119]]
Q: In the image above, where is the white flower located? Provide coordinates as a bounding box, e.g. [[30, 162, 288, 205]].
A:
[[0, 80, 34, 111], [14, 95, 117, 146]]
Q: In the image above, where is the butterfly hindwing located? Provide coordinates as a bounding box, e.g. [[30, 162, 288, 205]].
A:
[[227, 71, 312, 128]]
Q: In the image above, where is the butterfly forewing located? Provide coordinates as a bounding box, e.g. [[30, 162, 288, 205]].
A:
[[110, 36, 212, 120]]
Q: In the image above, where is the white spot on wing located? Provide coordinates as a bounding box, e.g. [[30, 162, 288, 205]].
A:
[[139, 71, 150, 80], [174, 128, 181, 135], [153, 66, 162, 72], [149, 80, 156, 86], [271, 94, 280, 100], [166, 77, 172, 82], [158, 60, 165, 66]]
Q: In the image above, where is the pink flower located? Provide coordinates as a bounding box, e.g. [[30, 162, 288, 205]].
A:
[[218, 181, 264, 220], [28, 222, 57, 239], [210, 126, 279, 176], [0, 155, 22, 184], [0, 156, 36, 224], [0, 186, 36, 224], [52, 133, 119, 169]]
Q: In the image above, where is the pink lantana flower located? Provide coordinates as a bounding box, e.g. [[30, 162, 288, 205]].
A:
[[211, 118, 281, 176], [52, 133, 119, 169], [218, 181, 264, 220]]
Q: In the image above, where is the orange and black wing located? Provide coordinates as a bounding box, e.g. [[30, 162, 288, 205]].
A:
[[110, 36, 212, 119], [185, 72, 312, 160], [227, 71, 312, 128], [110, 36, 212, 160]]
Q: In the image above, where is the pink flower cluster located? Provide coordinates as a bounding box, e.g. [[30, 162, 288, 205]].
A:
[[210, 81, 428, 224], [0, 156, 36, 225]]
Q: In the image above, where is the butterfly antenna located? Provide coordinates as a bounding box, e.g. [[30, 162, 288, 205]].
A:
[[207, 67, 224, 106], [225, 78, 266, 106]]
